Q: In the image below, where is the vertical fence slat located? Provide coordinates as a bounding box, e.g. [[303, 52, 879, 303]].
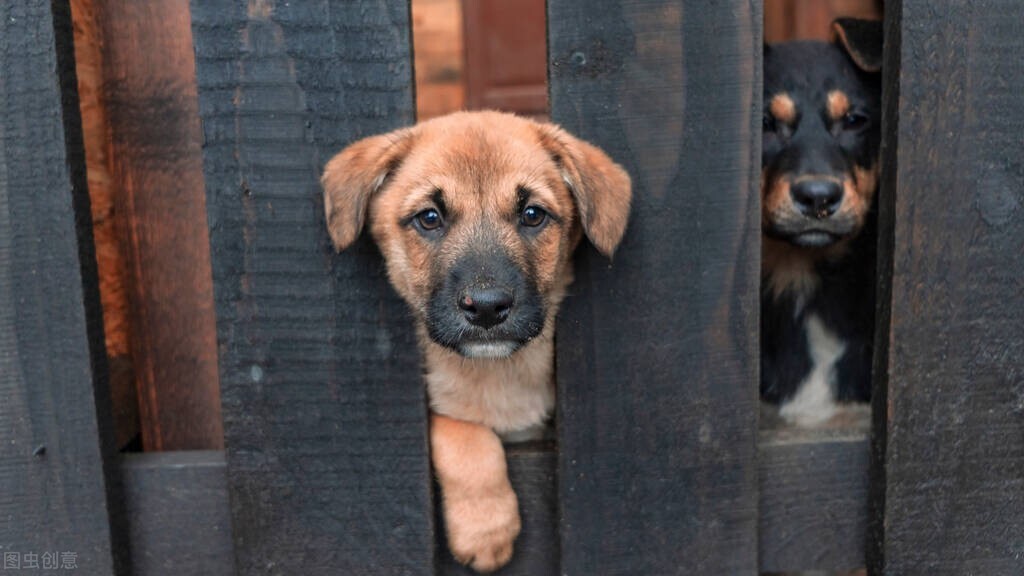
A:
[[873, 1, 1024, 573], [0, 1, 121, 573], [90, 0, 224, 451], [549, 1, 762, 573], [190, 1, 434, 574]]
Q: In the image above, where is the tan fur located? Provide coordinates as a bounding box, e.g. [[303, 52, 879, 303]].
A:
[[430, 414, 520, 572], [762, 173, 793, 228], [322, 111, 630, 572], [762, 237, 819, 300], [423, 320, 557, 436], [770, 92, 797, 125], [853, 163, 879, 211], [827, 90, 851, 121]]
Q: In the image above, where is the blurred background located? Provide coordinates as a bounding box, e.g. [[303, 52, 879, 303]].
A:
[[414, 0, 883, 120], [71, 0, 882, 453]]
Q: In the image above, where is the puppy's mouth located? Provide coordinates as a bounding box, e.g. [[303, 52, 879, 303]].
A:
[[788, 229, 841, 248], [427, 321, 544, 359], [457, 340, 522, 359], [766, 217, 858, 249]]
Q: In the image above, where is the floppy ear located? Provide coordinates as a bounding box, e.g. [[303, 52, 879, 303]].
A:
[[537, 126, 632, 257], [832, 18, 883, 73], [321, 128, 413, 251]]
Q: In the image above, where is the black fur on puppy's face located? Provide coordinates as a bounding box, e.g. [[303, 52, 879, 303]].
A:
[[762, 36, 882, 249]]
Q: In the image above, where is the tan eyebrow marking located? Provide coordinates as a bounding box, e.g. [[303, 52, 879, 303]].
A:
[[770, 93, 797, 125], [827, 90, 851, 120]]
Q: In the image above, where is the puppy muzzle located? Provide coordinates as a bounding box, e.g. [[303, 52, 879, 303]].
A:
[[425, 258, 546, 359]]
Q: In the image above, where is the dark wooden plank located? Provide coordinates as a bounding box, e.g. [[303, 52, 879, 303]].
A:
[[116, 439, 872, 576], [548, 1, 763, 573], [0, 1, 122, 573], [872, 1, 1024, 574], [438, 445, 558, 576], [90, 0, 223, 451], [121, 448, 557, 576], [189, 2, 433, 574], [759, 406, 870, 572], [121, 452, 234, 576]]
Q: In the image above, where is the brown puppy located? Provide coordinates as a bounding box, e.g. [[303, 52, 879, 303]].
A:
[[322, 111, 631, 572]]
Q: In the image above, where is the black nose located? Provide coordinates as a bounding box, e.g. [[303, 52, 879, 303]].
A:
[[791, 180, 843, 219], [458, 287, 514, 329]]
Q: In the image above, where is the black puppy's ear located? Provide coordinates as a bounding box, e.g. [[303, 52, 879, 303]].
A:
[[832, 17, 883, 73], [536, 124, 632, 257], [321, 128, 414, 251]]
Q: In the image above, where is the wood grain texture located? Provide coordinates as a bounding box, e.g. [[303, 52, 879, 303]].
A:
[[190, 2, 433, 574], [548, 1, 762, 573], [411, 0, 465, 120], [121, 452, 235, 576], [873, 1, 1024, 573], [0, 1, 121, 573], [463, 0, 548, 116], [70, 0, 141, 450], [759, 407, 870, 572], [91, 0, 223, 452]]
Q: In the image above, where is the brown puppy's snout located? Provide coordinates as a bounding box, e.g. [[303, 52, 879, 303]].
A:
[[791, 179, 843, 219], [459, 287, 514, 329]]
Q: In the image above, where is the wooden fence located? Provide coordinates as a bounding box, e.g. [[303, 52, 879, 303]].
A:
[[1, 0, 1022, 574]]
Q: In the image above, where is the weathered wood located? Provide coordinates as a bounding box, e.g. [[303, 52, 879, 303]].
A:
[[121, 452, 235, 576], [116, 440, 871, 576], [411, 0, 465, 120], [0, 1, 121, 573], [438, 444, 559, 576], [872, 1, 1024, 574], [89, 0, 224, 451], [118, 447, 554, 576], [462, 0, 548, 116], [759, 407, 870, 572], [190, 2, 433, 574], [70, 0, 141, 450], [548, 1, 763, 573]]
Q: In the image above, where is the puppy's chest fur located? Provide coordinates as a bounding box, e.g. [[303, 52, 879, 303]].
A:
[[761, 230, 875, 426], [423, 328, 555, 439]]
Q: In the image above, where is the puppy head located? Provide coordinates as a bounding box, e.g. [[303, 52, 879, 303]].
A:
[[762, 18, 882, 250], [323, 111, 631, 359]]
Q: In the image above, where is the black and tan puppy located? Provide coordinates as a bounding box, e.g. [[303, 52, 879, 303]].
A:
[[322, 111, 630, 571], [761, 19, 883, 426]]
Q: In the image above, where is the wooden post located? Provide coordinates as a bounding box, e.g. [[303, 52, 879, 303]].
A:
[[189, 1, 434, 573], [86, 0, 224, 451], [872, 1, 1024, 573], [0, 1, 122, 573], [548, 1, 763, 573]]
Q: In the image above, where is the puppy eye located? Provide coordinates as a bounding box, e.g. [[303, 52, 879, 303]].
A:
[[763, 113, 777, 133], [415, 208, 443, 231], [520, 205, 547, 228], [842, 112, 868, 130]]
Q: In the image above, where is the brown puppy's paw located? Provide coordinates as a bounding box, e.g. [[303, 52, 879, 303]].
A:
[[430, 414, 523, 572], [444, 483, 521, 573]]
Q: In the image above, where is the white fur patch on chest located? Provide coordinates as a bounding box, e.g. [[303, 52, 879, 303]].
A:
[[779, 314, 846, 427], [425, 338, 555, 435]]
